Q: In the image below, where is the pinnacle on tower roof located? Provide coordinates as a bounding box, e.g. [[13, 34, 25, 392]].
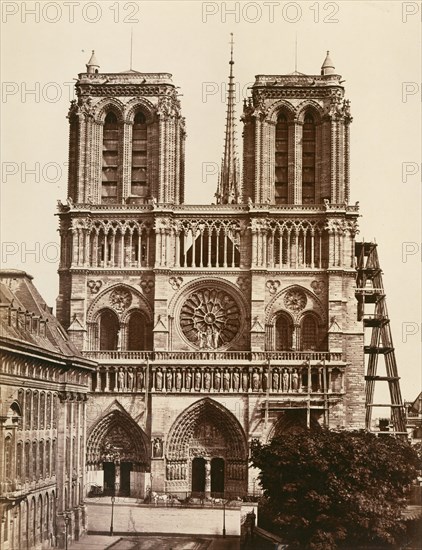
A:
[[215, 33, 241, 205], [321, 50, 335, 76], [86, 50, 100, 74]]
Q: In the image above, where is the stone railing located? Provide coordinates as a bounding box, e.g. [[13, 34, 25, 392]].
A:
[[254, 74, 342, 86], [60, 202, 359, 214], [83, 350, 343, 363]]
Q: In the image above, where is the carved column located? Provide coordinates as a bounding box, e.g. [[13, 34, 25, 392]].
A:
[[205, 459, 211, 498], [174, 226, 180, 268], [84, 228, 90, 267]]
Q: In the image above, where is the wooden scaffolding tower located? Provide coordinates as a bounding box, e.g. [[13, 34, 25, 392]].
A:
[[355, 241, 407, 436]]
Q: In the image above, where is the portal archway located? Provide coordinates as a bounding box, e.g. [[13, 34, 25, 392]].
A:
[[267, 410, 322, 442], [166, 399, 247, 497], [86, 410, 148, 497]]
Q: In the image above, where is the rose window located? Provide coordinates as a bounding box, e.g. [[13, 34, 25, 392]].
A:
[[180, 288, 240, 349], [109, 288, 132, 313], [284, 289, 307, 312]]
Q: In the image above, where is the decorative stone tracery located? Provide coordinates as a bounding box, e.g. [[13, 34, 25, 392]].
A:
[[180, 288, 240, 350], [109, 287, 132, 313], [284, 289, 307, 312]]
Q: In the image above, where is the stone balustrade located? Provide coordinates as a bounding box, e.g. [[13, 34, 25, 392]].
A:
[[83, 350, 343, 363]]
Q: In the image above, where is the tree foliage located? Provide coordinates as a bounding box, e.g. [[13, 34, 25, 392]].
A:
[[251, 429, 419, 549]]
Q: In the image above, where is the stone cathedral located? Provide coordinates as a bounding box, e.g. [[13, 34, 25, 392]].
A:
[[56, 48, 363, 500]]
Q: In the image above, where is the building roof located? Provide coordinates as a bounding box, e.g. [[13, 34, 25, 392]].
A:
[[409, 392, 422, 414], [0, 269, 85, 359]]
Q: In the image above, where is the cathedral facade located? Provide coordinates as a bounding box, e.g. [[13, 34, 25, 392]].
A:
[[56, 49, 364, 500]]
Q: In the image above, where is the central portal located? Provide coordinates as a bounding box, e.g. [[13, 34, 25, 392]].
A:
[[191, 457, 225, 497], [166, 399, 248, 497], [103, 461, 133, 496]]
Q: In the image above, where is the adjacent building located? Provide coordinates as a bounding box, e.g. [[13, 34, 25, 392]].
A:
[[0, 270, 95, 549]]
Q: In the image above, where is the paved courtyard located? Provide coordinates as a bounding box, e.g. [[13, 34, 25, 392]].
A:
[[69, 534, 240, 550], [86, 501, 243, 536]]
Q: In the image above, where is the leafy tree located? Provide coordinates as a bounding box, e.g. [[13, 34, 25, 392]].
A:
[[251, 429, 419, 549]]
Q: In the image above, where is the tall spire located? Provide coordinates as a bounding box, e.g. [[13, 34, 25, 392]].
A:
[[216, 33, 241, 205]]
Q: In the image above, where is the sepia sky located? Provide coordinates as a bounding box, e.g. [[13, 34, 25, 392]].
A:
[[1, 1, 421, 403]]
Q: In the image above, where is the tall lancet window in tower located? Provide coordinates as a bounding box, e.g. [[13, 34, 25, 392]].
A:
[[302, 113, 316, 204], [131, 111, 148, 200], [275, 113, 288, 204], [102, 112, 119, 204]]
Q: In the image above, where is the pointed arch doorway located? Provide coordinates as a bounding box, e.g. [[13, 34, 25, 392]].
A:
[[166, 399, 248, 498], [87, 410, 148, 498]]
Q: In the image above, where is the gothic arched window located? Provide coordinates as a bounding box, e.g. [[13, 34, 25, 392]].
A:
[[17, 441, 23, 480], [302, 112, 316, 204], [99, 309, 120, 351], [25, 441, 30, 479], [275, 313, 293, 350], [52, 440, 56, 476], [46, 392, 51, 429], [275, 113, 288, 204], [32, 441, 38, 480], [301, 314, 319, 351], [32, 391, 38, 430], [127, 310, 147, 350], [101, 111, 119, 204], [39, 440, 44, 479], [45, 440, 50, 478], [4, 436, 12, 481], [18, 389, 24, 430], [25, 390, 31, 429], [131, 111, 149, 201], [40, 393, 45, 429]]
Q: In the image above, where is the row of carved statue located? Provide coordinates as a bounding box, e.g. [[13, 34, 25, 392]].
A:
[[93, 366, 344, 393], [165, 460, 246, 481]]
